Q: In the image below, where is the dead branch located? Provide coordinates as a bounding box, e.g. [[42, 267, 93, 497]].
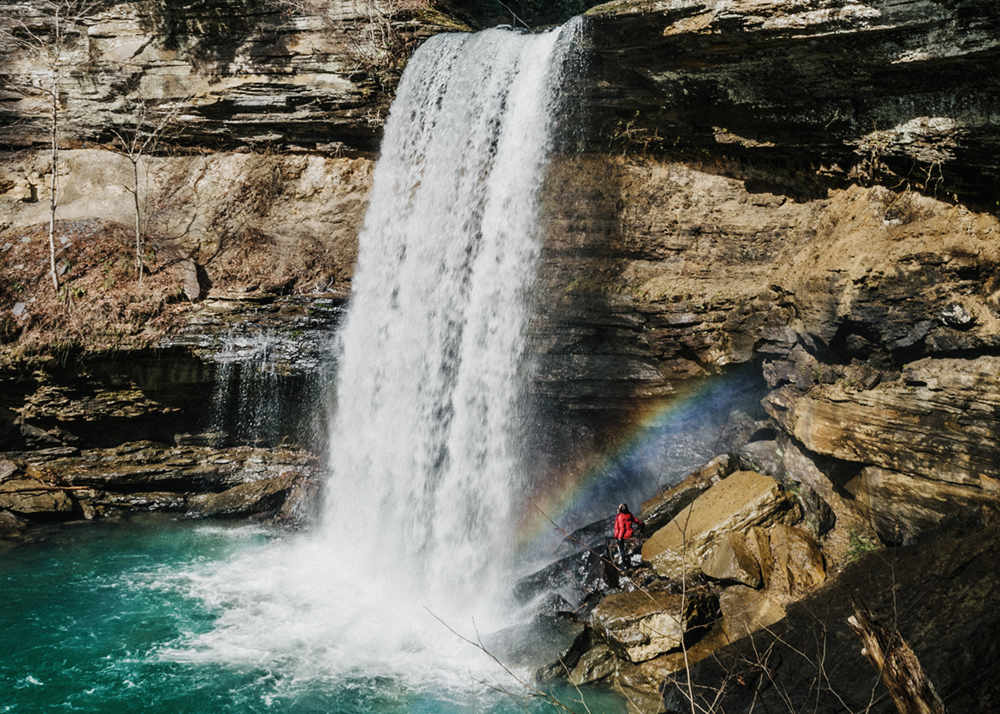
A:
[[847, 599, 947, 714]]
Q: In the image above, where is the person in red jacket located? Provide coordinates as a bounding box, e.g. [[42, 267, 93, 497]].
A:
[[613, 503, 643, 566]]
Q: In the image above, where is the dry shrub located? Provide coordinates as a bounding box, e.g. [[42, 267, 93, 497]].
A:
[[0, 218, 190, 362]]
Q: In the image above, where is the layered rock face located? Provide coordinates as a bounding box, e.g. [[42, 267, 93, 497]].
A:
[[0, 0, 467, 150], [521, 2, 1000, 710], [583, 0, 1000, 202], [532, 0, 1000, 544], [1, 0, 1000, 707]]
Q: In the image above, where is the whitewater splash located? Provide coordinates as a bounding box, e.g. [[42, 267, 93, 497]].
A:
[[323, 21, 578, 612], [161, 21, 582, 697]]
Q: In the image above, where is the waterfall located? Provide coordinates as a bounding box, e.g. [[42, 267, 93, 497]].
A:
[[161, 21, 583, 696], [321, 24, 579, 612]]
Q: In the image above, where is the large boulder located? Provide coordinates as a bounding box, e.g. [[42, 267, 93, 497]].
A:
[[514, 548, 610, 609], [0, 508, 30, 534], [0, 478, 74, 516], [666, 528, 1000, 713], [483, 615, 588, 683], [718, 585, 786, 643], [850, 465, 1000, 544], [568, 643, 617, 686], [769, 524, 826, 597], [641, 453, 739, 533], [642, 471, 800, 581], [610, 623, 734, 713], [590, 588, 717, 663], [701, 531, 762, 588]]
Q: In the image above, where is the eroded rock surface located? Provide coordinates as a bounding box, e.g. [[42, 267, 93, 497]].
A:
[[590, 588, 716, 664], [0, 442, 319, 535], [642, 470, 800, 580], [0, 1, 469, 151]]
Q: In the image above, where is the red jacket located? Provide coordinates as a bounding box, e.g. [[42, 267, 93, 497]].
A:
[[614, 512, 642, 540]]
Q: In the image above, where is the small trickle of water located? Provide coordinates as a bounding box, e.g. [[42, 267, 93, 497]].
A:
[[206, 325, 339, 448]]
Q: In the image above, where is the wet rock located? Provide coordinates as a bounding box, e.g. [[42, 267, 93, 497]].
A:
[[483, 615, 588, 683], [850, 466, 1000, 545], [535, 593, 575, 617], [185, 471, 303, 520], [701, 532, 762, 588], [0, 478, 74, 516], [82, 491, 189, 515], [552, 515, 615, 559], [590, 589, 717, 664], [515, 548, 609, 608], [272, 474, 320, 527], [641, 454, 739, 534], [59, 460, 233, 493], [0, 508, 30, 534], [568, 643, 617, 686], [719, 585, 786, 643], [54, 443, 317, 494], [642, 471, 800, 581], [0, 442, 321, 530], [769, 525, 826, 597]]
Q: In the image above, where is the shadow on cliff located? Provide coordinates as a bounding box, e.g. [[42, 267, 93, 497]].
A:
[[582, 3, 1000, 209], [133, 0, 293, 79]]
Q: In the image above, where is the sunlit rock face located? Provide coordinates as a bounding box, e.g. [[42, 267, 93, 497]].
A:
[[532, 0, 1000, 411], [0, 0, 468, 150]]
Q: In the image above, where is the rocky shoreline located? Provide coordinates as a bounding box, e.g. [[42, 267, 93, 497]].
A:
[[508, 446, 1000, 713], [0, 442, 320, 547]]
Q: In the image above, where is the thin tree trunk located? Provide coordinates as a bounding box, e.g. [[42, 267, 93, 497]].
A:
[[49, 85, 59, 293], [133, 158, 142, 285]]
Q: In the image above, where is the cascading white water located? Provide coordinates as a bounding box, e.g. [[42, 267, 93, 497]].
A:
[[160, 21, 582, 698], [322, 22, 576, 613]]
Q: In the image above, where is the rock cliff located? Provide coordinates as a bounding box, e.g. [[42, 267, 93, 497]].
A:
[[2, 0, 1000, 709], [0, 0, 468, 150]]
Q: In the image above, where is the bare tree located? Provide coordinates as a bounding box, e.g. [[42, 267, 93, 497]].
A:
[[0, 0, 100, 292], [106, 97, 184, 285]]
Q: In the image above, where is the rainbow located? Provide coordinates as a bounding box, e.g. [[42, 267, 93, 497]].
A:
[[514, 369, 762, 562]]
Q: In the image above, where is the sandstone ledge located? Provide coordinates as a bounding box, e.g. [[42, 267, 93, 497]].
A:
[[0, 443, 320, 539]]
